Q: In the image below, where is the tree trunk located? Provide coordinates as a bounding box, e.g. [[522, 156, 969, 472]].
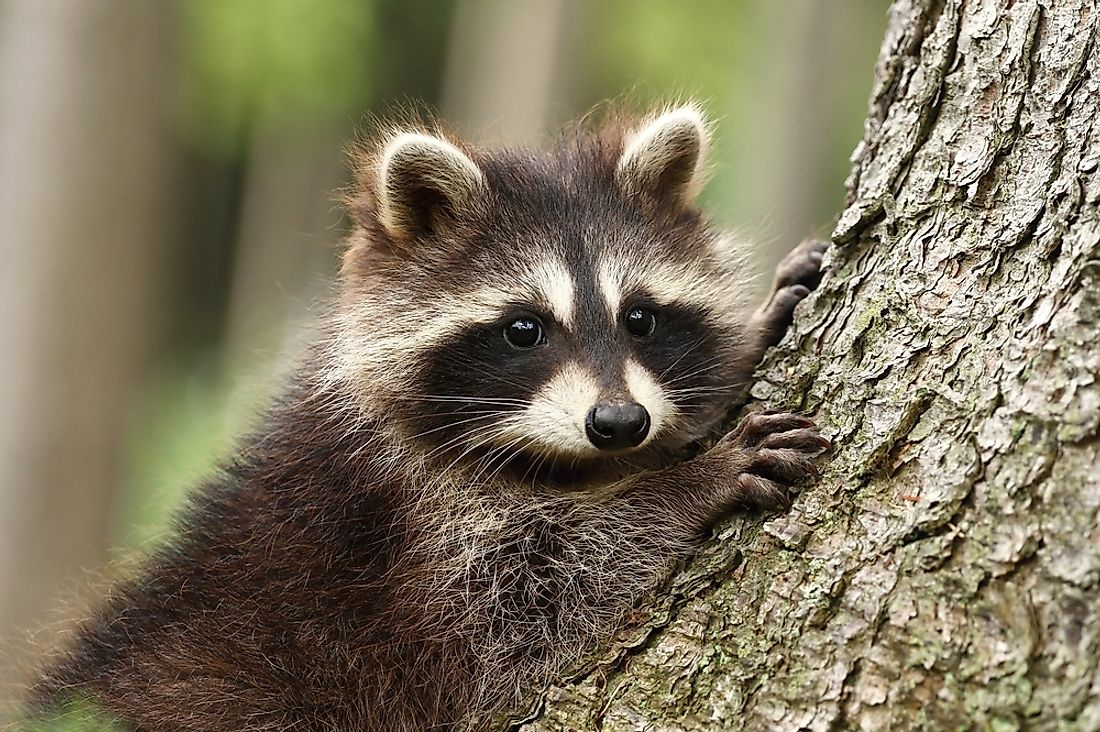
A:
[[442, 0, 578, 144], [510, 1, 1100, 729], [0, 0, 177, 714]]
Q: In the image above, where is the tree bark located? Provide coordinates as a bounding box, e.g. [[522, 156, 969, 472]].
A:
[[510, 1, 1100, 729]]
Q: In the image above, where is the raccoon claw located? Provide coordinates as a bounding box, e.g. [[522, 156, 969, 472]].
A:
[[719, 410, 817, 448], [718, 410, 829, 511]]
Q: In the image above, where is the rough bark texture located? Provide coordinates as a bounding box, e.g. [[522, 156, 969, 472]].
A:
[[509, 1, 1100, 729]]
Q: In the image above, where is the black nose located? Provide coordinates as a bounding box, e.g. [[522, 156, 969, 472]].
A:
[[585, 403, 651, 450]]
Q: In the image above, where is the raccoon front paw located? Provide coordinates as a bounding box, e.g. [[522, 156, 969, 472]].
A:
[[716, 410, 829, 511], [754, 239, 829, 344], [774, 238, 828, 294]]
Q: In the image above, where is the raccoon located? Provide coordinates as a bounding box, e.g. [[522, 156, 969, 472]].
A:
[[29, 105, 829, 731]]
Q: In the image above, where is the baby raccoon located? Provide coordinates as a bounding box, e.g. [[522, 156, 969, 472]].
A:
[[30, 105, 829, 731]]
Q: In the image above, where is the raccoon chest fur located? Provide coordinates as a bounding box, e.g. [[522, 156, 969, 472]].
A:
[[31, 105, 828, 732]]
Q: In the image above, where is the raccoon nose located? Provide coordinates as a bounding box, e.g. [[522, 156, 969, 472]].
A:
[[585, 403, 651, 450]]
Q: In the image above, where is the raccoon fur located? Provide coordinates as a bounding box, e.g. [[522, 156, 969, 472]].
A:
[[29, 104, 829, 731]]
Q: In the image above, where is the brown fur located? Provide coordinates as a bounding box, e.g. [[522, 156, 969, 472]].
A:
[[28, 108, 829, 731]]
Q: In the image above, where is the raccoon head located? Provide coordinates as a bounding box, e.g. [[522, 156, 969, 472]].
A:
[[332, 105, 757, 479]]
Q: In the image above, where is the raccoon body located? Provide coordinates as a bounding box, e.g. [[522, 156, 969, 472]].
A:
[[31, 106, 829, 731]]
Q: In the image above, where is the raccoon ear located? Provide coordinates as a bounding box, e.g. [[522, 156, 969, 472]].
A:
[[616, 106, 708, 205], [375, 132, 486, 242]]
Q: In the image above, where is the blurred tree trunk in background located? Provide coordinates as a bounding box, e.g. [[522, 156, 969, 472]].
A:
[[0, 0, 177, 713], [219, 128, 343, 383], [220, 0, 457, 392], [758, 0, 869, 274], [443, 0, 579, 143], [512, 1, 1100, 729]]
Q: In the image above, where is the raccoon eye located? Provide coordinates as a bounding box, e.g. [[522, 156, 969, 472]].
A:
[[624, 307, 656, 337], [504, 317, 545, 349]]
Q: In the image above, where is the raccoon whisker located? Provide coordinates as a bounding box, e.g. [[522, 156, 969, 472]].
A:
[[669, 400, 731, 414], [430, 443, 486, 475], [405, 413, 514, 442], [400, 395, 528, 406], [497, 440, 539, 484], [666, 384, 738, 397], [473, 435, 532, 487], [394, 394, 530, 407], [429, 353, 540, 392], [436, 423, 521, 478], [394, 410, 517, 426], [472, 415, 578, 487], [658, 336, 711, 380], [397, 406, 523, 424], [669, 397, 738, 420], [669, 367, 726, 385], [662, 354, 730, 384], [659, 370, 727, 399], [469, 418, 537, 471], [667, 378, 734, 389], [460, 435, 509, 474], [521, 444, 561, 488], [662, 375, 730, 397], [660, 383, 730, 400], [521, 452, 548, 489], [658, 338, 708, 380], [395, 407, 525, 450], [415, 423, 504, 465], [672, 404, 728, 423], [686, 422, 730, 441]]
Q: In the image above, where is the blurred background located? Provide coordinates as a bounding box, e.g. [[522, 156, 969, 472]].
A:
[[0, 0, 887, 726]]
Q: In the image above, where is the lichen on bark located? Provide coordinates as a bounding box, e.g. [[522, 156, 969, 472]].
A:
[[511, 1, 1100, 729]]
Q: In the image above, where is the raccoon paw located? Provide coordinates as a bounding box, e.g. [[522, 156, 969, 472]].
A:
[[774, 238, 828, 293], [754, 239, 829, 343], [717, 410, 830, 511]]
